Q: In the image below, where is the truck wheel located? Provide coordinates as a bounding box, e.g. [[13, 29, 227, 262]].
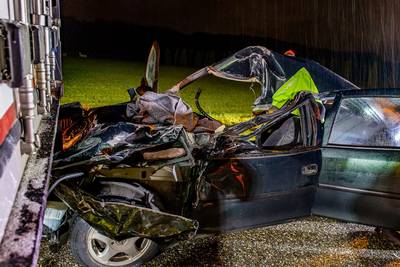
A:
[[69, 217, 159, 267]]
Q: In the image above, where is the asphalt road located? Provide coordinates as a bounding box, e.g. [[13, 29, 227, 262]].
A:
[[39, 216, 400, 267]]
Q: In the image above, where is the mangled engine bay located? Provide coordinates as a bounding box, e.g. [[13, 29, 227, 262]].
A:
[[52, 98, 215, 241]]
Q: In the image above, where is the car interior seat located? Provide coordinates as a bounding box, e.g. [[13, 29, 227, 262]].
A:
[[259, 115, 301, 150]]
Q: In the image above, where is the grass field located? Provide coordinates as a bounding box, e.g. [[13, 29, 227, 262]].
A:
[[62, 57, 261, 124]]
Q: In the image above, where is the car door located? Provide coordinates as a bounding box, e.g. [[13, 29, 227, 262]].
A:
[[313, 88, 400, 229], [192, 94, 323, 232]]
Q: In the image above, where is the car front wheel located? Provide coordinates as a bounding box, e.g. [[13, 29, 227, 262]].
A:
[[69, 217, 159, 267]]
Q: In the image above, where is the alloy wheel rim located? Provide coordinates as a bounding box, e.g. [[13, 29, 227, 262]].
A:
[[86, 227, 152, 266]]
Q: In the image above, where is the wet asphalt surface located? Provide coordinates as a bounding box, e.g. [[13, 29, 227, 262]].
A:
[[39, 216, 400, 267]]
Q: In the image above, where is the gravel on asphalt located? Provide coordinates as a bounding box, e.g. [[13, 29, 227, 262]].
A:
[[39, 216, 400, 267]]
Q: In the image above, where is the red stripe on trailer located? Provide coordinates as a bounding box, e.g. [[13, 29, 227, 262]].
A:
[[0, 84, 14, 118], [0, 104, 16, 145]]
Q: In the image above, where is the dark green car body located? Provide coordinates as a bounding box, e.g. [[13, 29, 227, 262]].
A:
[[314, 88, 400, 229]]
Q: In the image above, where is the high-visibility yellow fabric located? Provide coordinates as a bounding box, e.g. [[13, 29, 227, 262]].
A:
[[272, 67, 319, 112]]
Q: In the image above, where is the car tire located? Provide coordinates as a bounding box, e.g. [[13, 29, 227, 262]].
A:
[[69, 217, 159, 267], [69, 182, 161, 267]]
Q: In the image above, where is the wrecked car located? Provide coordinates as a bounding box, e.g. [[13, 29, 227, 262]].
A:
[[45, 44, 400, 267]]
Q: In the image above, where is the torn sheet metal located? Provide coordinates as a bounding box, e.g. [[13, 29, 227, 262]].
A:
[[210, 46, 287, 106], [170, 46, 358, 107], [54, 184, 199, 240], [126, 91, 221, 133]]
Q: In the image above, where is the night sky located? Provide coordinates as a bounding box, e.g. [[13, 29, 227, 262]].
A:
[[62, 0, 400, 58], [60, 0, 400, 87]]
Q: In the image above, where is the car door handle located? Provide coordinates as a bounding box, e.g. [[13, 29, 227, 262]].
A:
[[302, 164, 318, 176]]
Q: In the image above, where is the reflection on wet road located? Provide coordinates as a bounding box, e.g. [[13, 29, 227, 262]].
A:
[[40, 216, 400, 266]]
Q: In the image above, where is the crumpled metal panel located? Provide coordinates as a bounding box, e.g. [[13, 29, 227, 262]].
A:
[[53, 121, 185, 169], [205, 92, 322, 158], [126, 91, 221, 133], [210, 46, 286, 106], [127, 91, 199, 131], [55, 184, 199, 240], [171, 46, 358, 107]]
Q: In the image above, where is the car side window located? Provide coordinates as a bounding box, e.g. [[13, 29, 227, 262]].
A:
[[329, 97, 400, 148], [258, 115, 302, 150]]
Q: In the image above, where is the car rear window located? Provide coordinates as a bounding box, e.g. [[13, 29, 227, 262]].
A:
[[329, 97, 400, 148]]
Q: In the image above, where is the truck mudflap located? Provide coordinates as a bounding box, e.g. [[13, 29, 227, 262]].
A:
[[55, 183, 199, 241]]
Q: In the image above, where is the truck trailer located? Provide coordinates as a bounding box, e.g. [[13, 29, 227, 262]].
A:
[[0, 0, 62, 265]]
